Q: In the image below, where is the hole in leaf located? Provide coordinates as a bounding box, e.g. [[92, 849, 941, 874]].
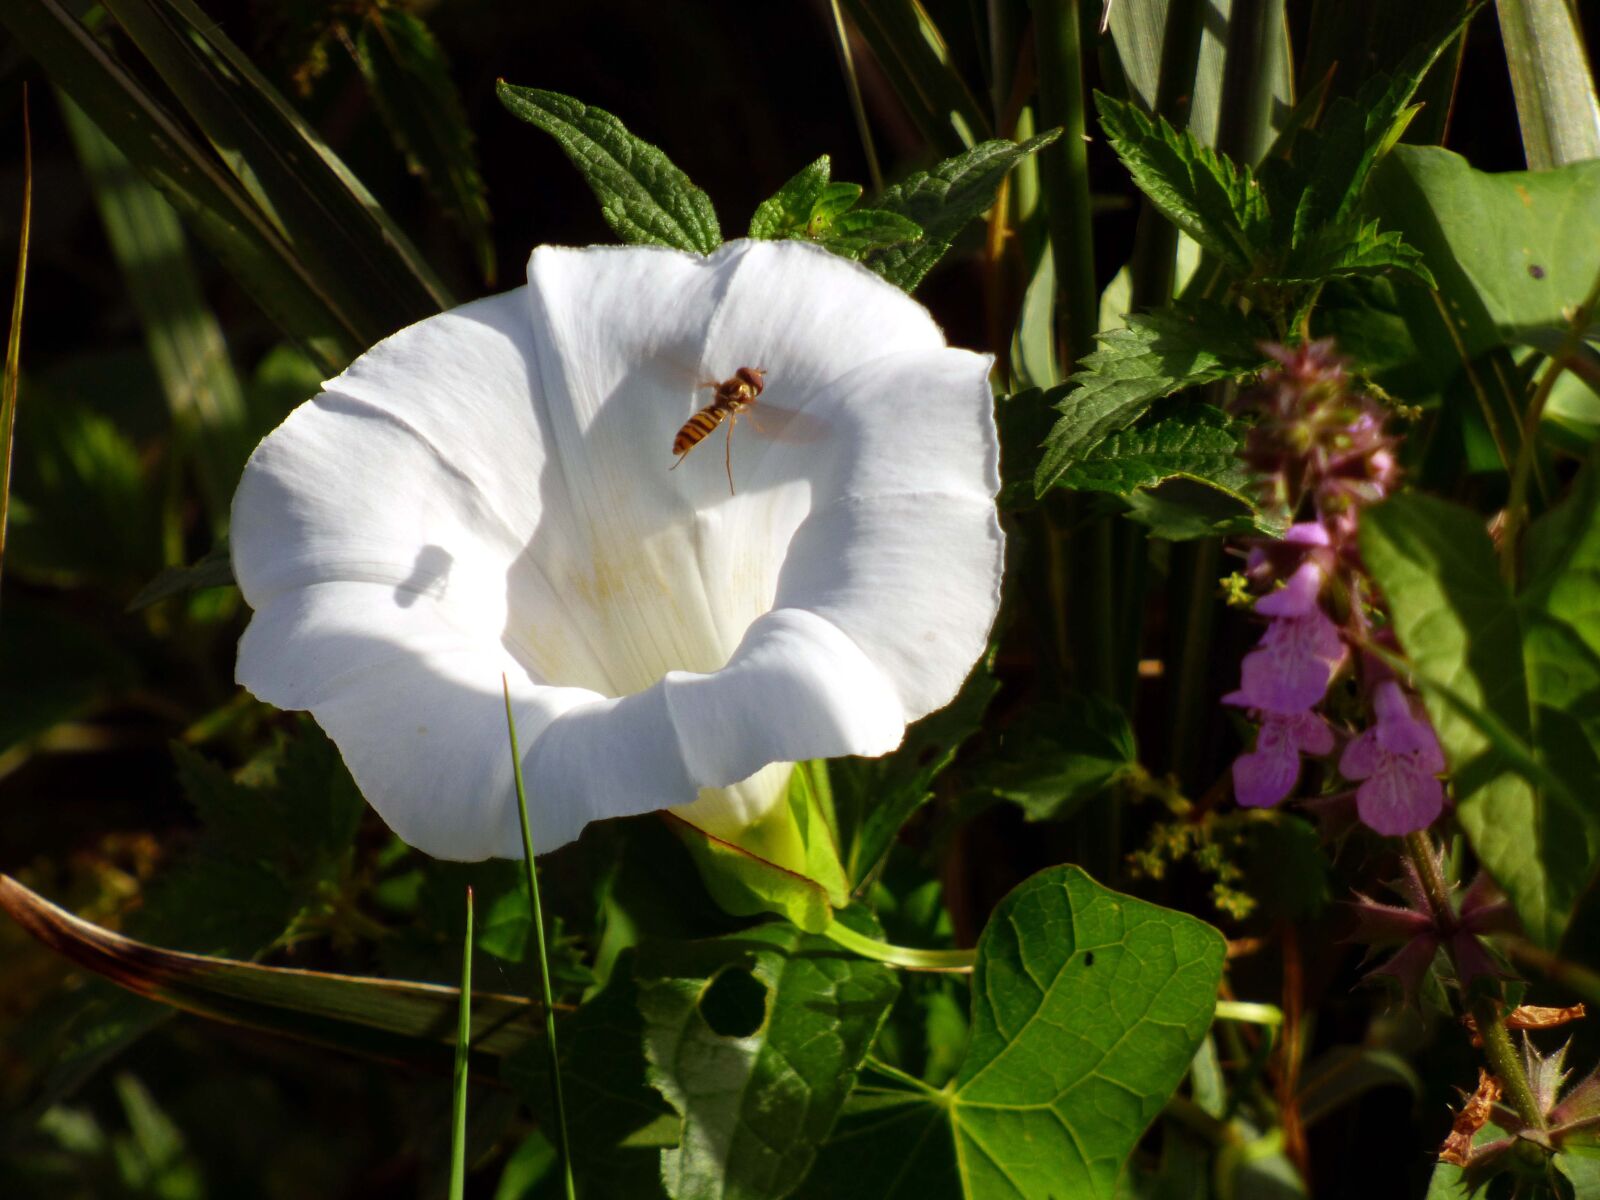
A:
[[1084, 951, 1096, 967], [698, 966, 768, 1038]]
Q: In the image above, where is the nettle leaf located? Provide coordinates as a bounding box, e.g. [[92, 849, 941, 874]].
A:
[[1287, 8, 1473, 240], [1054, 403, 1251, 499], [1271, 219, 1435, 288], [496, 84, 720, 255], [749, 156, 831, 239], [808, 181, 864, 227], [639, 922, 899, 1200], [356, 8, 494, 282], [800, 866, 1225, 1200], [1361, 472, 1600, 948], [1095, 92, 1265, 274], [817, 209, 924, 258], [863, 131, 1062, 291], [1367, 146, 1600, 363], [1034, 304, 1268, 496]]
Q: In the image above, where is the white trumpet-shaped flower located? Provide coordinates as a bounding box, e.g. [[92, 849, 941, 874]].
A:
[[232, 239, 1002, 861]]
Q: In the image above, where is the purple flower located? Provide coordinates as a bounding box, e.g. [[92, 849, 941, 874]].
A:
[[1224, 564, 1347, 714], [1340, 681, 1447, 835], [1232, 709, 1335, 808]]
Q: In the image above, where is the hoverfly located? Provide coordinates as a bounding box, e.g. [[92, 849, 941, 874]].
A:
[[670, 366, 766, 495]]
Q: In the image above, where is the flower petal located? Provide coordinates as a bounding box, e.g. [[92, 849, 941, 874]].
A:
[[663, 608, 905, 790], [237, 581, 608, 859], [1233, 740, 1301, 808], [1355, 763, 1446, 836], [773, 491, 1003, 720]]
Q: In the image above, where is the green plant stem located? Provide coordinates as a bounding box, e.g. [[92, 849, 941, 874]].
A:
[[1497, 936, 1600, 1008], [502, 678, 576, 1200], [1168, 539, 1221, 783], [1032, 0, 1096, 372], [821, 916, 976, 971], [448, 887, 473, 1200], [1401, 832, 1544, 1132], [1499, 264, 1600, 584]]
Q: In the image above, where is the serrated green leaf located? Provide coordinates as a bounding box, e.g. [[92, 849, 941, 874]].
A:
[[861, 131, 1061, 291], [749, 156, 831, 239], [356, 8, 494, 282], [1270, 218, 1435, 288], [496, 83, 720, 255], [1095, 92, 1265, 273], [817, 209, 924, 258], [800, 866, 1225, 1200], [1054, 404, 1250, 498], [1361, 481, 1600, 947], [1034, 304, 1268, 496], [639, 922, 899, 1199], [1121, 476, 1282, 541], [808, 181, 864, 228]]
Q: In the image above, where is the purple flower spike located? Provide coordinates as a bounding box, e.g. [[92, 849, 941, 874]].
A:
[[1256, 561, 1324, 617], [1341, 682, 1447, 835], [1232, 710, 1335, 808], [1227, 602, 1347, 713]]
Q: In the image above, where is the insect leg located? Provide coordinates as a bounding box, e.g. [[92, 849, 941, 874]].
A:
[[724, 411, 737, 496]]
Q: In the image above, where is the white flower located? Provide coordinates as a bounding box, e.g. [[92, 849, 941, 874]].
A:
[[231, 239, 1002, 861]]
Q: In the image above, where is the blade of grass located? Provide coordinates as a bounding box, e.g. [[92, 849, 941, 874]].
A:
[[0, 0, 356, 368], [837, 0, 991, 154], [828, 0, 884, 193], [60, 91, 247, 532], [502, 676, 576, 1200], [449, 887, 473, 1200], [0, 90, 30, 606], [1495, 0, 1600, 170]]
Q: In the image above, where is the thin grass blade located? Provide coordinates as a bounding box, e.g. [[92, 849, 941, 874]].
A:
[[0, 92, 30, 603], [1495, 0, 1600, 170], [449, 887, 474, 1200]]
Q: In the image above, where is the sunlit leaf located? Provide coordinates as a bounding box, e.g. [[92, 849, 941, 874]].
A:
[[496, 83, 721, 255], [800, 866, 1225, 1199]]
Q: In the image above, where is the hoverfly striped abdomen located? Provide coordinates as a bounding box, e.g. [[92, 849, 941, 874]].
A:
[[670, 367, 766, 494]]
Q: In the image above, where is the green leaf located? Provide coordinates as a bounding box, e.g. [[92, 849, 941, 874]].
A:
[[1272, 218, 1435, 289], [355, 8, 494, 282], [1367, 146, 1600, 364], [975, 694, 1138, 822], [62, 92, 247, 528], [1053, 403, 1251, 498], [0, 874, 548, 1075], [809, 181, 865, 227], [834, 653, 1000, 886], [1034, 304, 1268, 496], [817, 209, 923, 258], [1094, 92, 1265, 273], [1121, 476, 1283, 541], [801, 866, 1225, 1199], [861, 131, 1061, 291], [127, 539, 235, 611], [749, 156, 831, 239], [639, 922, 899, 1199], [1361, 483, 1600, 947], [1495, 0, 1600, 170], [503, 952, 678, 1197], [496, 83, 721, 255]]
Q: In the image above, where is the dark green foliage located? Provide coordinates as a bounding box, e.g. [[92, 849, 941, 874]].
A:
[[496, 84, 721, 255], [801, 867, 1225, 1199], [1034, 304, 1268, 496], [861, 132, 1061, 291], [355, 8, 494, 282], [971, 693, 1137, 822], [639, 923, 899, 1199]]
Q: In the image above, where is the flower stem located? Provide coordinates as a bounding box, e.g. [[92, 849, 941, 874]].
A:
[[1401, 831, 1544, 1132], [821, 917, 975, 971], [502, 677, 577, 1200], [448, 887, 472, 1200]]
